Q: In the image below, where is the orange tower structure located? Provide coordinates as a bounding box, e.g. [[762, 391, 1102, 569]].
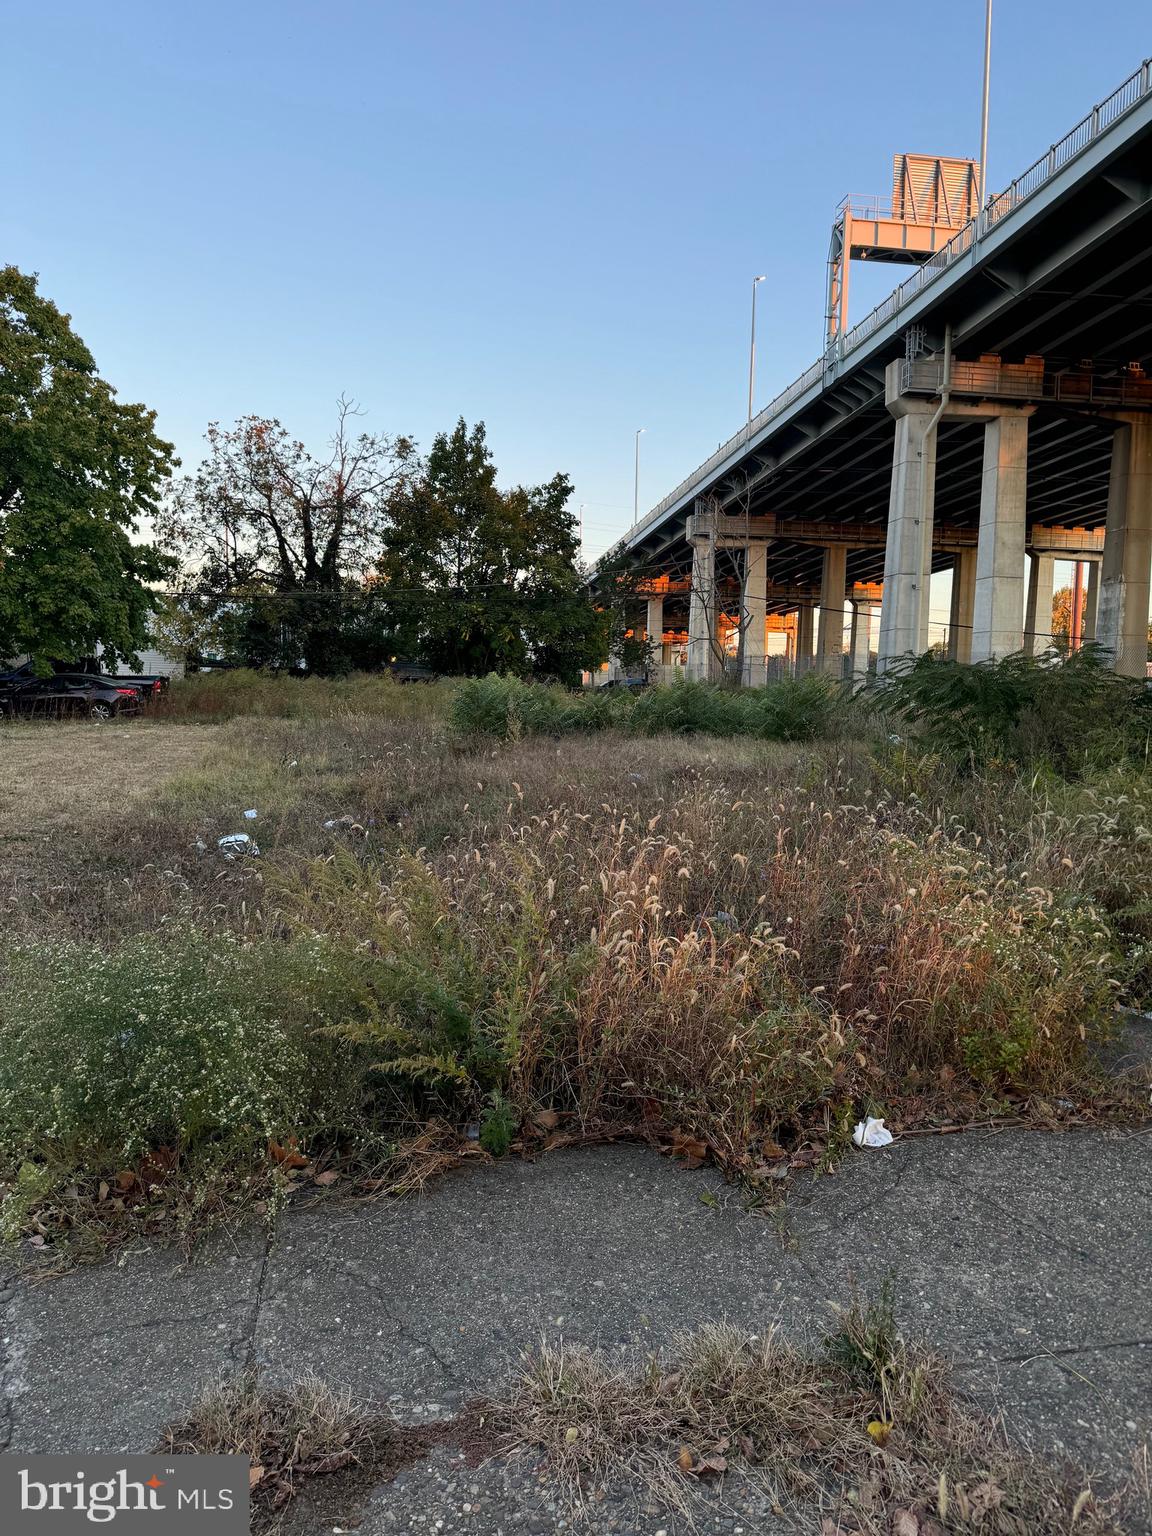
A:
[[826, 154, 981, 339]]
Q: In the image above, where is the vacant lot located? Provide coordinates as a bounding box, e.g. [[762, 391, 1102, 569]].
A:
[[2, 670, 1149, 1531]]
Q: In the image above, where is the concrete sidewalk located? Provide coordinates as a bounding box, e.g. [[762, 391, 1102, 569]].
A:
[[2, 1128, 1149, 1532]]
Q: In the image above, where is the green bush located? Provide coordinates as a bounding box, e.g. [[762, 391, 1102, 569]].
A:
[[450, 672, 852, 744], [0, 934, 370, 1171], [875, 647, 1152, 774]]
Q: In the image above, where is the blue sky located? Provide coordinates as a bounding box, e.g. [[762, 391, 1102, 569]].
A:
[[6, 2, 1150, 564]]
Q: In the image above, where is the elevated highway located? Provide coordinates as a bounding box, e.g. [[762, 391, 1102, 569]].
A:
[[601, 59, 1152, 680]]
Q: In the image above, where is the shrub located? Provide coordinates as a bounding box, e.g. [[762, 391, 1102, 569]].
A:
[[875, 647, 1152, 773], [0, 934, 370, 1173], [449, 672, 855, 744]]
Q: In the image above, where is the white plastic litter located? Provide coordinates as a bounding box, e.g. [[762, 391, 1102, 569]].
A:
[[218, 832, 260, 860], [852, 1117, 894, 1149], [243, 808, 258, 819]]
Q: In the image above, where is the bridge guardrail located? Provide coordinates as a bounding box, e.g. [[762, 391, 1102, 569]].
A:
[[609, 56, 1152, 563]]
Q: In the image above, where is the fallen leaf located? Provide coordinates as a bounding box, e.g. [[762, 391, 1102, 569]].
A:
[[697, 1190, 718, 1208], [893, 1511, 919, 1536], [867, 1419, 893, 1446], [564, 1427, 580, 1445], [269, 1138, 308, 1169], [249, 1466, 265, 1488], [313, 1170, 340, 1187], [696, 1453, 728, 1476], [532, 1110, 560, 1131], [677, 1446, 695, 1472], [114, 1170, 136, 1191], [98, 1180, 109, 1202], [759, 1137, 788, 1160]]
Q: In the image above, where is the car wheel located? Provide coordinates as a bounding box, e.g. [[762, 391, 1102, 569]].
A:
[[89, 701, 116, 722]]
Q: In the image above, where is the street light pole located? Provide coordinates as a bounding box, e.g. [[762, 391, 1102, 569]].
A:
[[633, 428, 646, 523], [978, 0, 992, 204], [748, 275, 766, 424]]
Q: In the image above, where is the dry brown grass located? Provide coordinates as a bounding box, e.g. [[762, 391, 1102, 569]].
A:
[[499, 1310, 1134, 1533], [159, 1369, 391, 1518]]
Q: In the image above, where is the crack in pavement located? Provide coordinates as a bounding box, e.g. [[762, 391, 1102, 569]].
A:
[[332, 1259, 467, 1391], [240, 1218, 278, 1369], [999, 1336, 1152, 1365]]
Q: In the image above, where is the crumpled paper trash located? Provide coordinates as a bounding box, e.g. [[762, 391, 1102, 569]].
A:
[[852, 1117, 894, 1149], [218, 832, 260, 860]]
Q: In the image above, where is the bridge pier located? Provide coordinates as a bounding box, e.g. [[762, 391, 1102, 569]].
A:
[[1024, 552, 1056, 655], [816, 545, 848, 674], [877, 370, 938, 671], [849, 598, 876, 680], [1084, 560, 1100, 642], [645, 593, 665, 672], [742, 542, 769, 685], [795, 604, 815, 675], [948, 548, 977, 662], [687, 534, 719, 681], [972, 412, 1031, 663], [1097, 416, 1152, 677]]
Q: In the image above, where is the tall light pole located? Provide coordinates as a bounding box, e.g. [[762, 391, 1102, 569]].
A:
[[748, 275, 766, 424], [978, 0, 992, 204], [633, 428, 646, 523]]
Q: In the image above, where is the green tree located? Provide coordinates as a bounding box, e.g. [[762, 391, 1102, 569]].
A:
[[379, 419, 603, 682], [0, 267, 175, 669]]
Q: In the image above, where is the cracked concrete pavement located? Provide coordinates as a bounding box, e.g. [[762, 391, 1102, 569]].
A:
[[1, 1128, 1149, 1521]]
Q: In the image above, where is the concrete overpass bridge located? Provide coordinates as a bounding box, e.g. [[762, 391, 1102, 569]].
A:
[[599, 59, 1152, 682]]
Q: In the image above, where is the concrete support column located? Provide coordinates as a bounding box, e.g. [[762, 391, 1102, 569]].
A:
[[795, 604, 815, 675], [971, 412, 1029, 662], [645, 594, 665, 670], [877, 380, 939, 671], [1083, 560, 1100, 643], [816, 545, 848, 675], [687, 535, 718, 681], [1098, 418, 1152, 677], [848, 600, 877, 681], [948, 548, 977, 662], [1024, 553, 1056, 655], [742, 542, 768, 687]]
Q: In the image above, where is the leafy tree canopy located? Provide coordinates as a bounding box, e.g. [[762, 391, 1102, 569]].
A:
[[378, 419, 604, 682], [0, 266, 175, 669]]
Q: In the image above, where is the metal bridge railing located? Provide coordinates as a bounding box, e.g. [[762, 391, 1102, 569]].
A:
[[609, 55, 1152, 562]]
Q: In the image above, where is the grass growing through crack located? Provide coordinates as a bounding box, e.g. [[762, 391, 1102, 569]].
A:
[[159, 1369, 391, 1519], [499, 1300, 1130, 1533]]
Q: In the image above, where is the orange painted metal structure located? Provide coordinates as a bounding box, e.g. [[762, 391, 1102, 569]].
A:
[[827, 154, 981, 338]]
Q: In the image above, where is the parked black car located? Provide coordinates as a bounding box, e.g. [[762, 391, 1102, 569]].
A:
[[0, 657, 169, 702], [0, 674, 142, 722]]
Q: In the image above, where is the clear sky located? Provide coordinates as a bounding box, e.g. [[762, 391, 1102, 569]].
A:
[[6, 2, 1150, 566]]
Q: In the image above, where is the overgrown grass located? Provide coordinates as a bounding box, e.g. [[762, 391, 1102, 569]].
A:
[[1, 666, 1148, 1255], [270, 759, 1126, 1180], [158, 667, 456, 722], [499, 1301, 1133, 1532], [450, 670, 857, 743]]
